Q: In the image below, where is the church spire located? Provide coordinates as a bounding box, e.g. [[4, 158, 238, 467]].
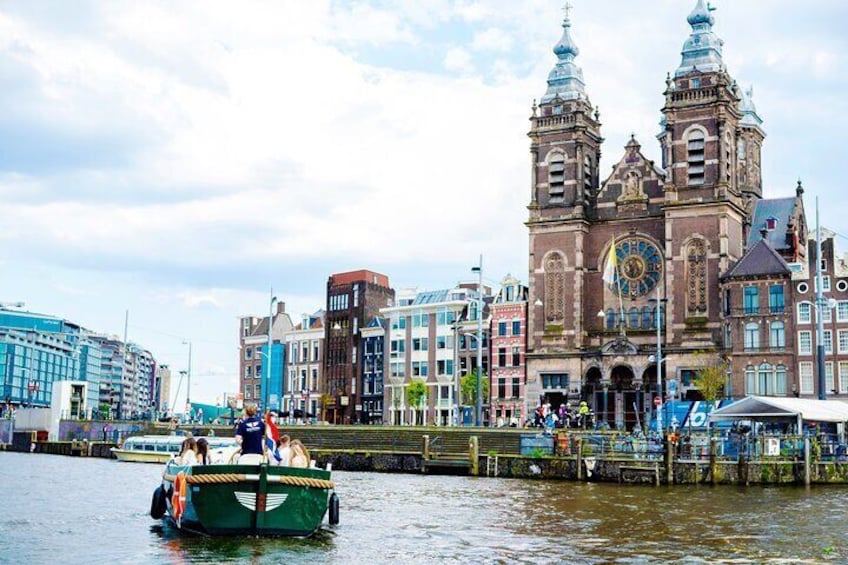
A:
[[541, 4, 586, 103], [675, 0, 725, 78]]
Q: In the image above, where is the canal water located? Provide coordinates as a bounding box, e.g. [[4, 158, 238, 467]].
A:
[[1, 451, 846, 564]]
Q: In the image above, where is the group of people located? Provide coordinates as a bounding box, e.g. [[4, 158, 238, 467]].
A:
[[234, 404, 310, 467], [174, 403, 311, 467], [531, 401, 595, 430]]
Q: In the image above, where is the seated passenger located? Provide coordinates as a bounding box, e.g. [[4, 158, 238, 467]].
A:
[[289, 439, 310, 468], [196, 437, 211, 465], [276, 435, 292, 467], [177, 437, 198, 466]]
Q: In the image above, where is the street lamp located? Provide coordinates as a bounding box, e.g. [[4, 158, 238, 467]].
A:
[[471, 255, 484, 427], [648, 286, 667, 435], [267, 292, 278, 412], [182, 341, 192, 414]]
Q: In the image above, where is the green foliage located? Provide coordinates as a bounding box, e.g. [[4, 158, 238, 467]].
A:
[[460, 369, 489, 406], [406, 379, 428, 407], [693, 353, 727, 404]]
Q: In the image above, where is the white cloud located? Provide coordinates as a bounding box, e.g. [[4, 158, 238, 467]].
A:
[[471, 28, 513, 53], [443, 46, 473, 73]]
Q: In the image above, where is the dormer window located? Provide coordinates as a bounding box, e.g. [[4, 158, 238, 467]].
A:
[[765, 217, 777, 231], [687, 130, 705, 186]]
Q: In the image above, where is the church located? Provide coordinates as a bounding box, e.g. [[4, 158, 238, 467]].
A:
[[524, 0, 831, 430]]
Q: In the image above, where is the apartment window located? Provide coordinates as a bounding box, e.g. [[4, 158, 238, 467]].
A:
[[437, 359, 453, 376], [798, 302, 812, 324], [769, 285, 784, 314], [512, 346, 521, 367], [839, 361, 848, 394], [412, 362, 428, 377], [498, 321, 507, 336], [245, 366, 252, 378], [289, 343, 296, 363], [392, 317, 407, 330], [744, 365, 755, 395], [824, 330, 833, 354], [412, 338, 429, 352], [512, 377, 520, 399], [436, 336, 449, 350], [301, 343, 309, 364], [798, 331, 812, 355], [549, 152, 565, 199], [498, 348, 506, 367], [391, 362, 405, 379], [746, 364, 786, 396], [815, 276, 831, 293], [769, 321, 785, 349], [744, 323, 759, 350], [390, 340, 406, 355], [687, 130, 706, 186], [837, 301, 848, 322], [800, 362, 814, 394], [838, 329, 848, 354], [512, 320, 521, 336], [245, 347, 253, 360], [312, 340, 319, 362], [743, 287, 759, 315], [826, 362, 835, 395]]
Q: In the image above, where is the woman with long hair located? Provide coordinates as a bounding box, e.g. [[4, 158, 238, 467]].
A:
[[195, 437, 211, 465], [177, 437, 198, 466], [289, 439, 310, 468]]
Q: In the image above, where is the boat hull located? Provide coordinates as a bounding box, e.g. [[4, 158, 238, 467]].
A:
[[161, 462, 334, 537]]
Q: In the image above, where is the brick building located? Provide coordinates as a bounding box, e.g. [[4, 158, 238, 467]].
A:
[[525, 1, 817, 429]]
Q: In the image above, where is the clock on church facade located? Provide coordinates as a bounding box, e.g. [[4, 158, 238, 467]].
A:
[[614, 237, 663, 299]]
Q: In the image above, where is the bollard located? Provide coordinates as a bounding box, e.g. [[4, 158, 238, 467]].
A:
[[576, 437, 583, 481], [709, 439, 717, 485], [804, 437, 811, 486], [469, 436, 479, 476]]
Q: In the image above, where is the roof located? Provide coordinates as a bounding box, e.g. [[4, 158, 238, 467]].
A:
[[723, 237, 792, 279], [412, 290, 450, 305], [709, 396, 848, 423], [748, 197, 796, 250], [329, 269, 390, 288]]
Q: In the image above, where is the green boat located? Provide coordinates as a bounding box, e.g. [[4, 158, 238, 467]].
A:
[[150, 460, 339, 536]]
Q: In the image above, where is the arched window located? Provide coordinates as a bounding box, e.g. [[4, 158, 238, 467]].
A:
[[548, 152, 565, 201], [770, 321, 786, 349], [583, 154, 593, 193], [543, 252, 565, 323], [642, 306, 653, 329], [629, 307, 640, 328], [744, 322, 759, 351], [687, 130, 705, 186], [744, 365, 756, 395], [758, 362, 773, 396], [775, 365, 787, 396], [724, 131, 733, 183], [686, 239, 708, 315], [606, 308, 616, 330]]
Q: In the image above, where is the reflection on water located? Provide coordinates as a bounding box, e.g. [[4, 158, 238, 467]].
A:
[[1, 451, 846, 564]]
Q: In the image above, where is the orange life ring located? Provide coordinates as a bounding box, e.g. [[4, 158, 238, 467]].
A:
[[171, 471, 187, 524]]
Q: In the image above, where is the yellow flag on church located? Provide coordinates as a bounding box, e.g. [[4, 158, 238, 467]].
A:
[[602, 236, 617, 286]]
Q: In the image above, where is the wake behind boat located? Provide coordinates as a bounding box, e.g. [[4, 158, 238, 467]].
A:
[[150, 458, 339, 536]]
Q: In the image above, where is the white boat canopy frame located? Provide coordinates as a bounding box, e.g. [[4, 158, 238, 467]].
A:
[[709, 396, 848, 432]]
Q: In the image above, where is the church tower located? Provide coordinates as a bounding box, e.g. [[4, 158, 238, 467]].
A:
[[527, 8, 602, 354], [659, 0, 750, 347]]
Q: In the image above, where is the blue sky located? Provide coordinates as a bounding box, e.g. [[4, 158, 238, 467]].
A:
[[0, 0, 845, 408]]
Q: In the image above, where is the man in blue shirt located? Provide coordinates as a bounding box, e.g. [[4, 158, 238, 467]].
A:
[[235, 403, 266, 457]]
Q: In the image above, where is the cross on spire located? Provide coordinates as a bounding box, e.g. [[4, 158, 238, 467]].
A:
[[563, 2, 573, 20]]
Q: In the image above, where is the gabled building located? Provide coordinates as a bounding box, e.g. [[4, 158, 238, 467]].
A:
[[238, 301, 293, 412], [359, 316, 386, 425], [489, 275, 529, 426], [285, 311, 324, 422]]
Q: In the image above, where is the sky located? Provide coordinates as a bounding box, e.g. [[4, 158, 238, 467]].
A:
[[1, 0, 845, 409]]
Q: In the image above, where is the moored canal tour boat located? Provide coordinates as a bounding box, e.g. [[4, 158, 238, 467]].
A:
[[111, 435, 238, 464], [149, 458, 339, 536]]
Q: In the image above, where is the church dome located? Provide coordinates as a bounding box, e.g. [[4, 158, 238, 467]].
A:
[[541, 14, 587, 103], [675, 0, 725, 78]]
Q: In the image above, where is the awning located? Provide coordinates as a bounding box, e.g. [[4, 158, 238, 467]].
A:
[[709, 396, 848, 424]]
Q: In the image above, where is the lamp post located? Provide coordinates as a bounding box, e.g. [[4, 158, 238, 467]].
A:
[[648, 286, 667, 434], [471, 255, 483, 427], [182, 341, 192, 415], [267, 292, 278, 412]]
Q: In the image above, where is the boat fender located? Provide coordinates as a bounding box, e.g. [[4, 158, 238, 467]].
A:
[[150, 486, 167, 519], [329, 492, 340, 525], [171, 472, 187, 525]]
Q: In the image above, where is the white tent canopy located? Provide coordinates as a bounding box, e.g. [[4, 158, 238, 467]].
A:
[[709, 396, 848, 424]]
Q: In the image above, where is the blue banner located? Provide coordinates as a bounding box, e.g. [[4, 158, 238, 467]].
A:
[[649, 399, 734, 431]]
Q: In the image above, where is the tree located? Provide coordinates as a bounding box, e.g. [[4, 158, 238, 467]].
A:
[[460, 369, 489, 406], [406, 380, 428, 426], [406, 379, 428, 407], [693, 353, 728, 405]]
